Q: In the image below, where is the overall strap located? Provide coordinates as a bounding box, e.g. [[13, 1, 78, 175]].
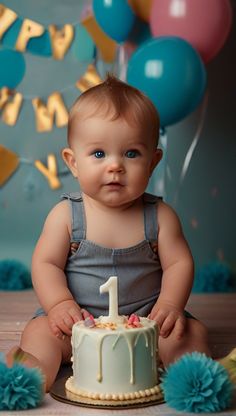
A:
[[143, 192, 161, 242], [61, 192, 86, 242]]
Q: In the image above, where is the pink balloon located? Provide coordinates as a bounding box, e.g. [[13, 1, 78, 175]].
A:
[[150, 0, 233, 63]]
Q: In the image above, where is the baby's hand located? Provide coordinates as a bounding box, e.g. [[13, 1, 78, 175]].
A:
[[48, 300, 88, 339], [149, 302, 186, 340]]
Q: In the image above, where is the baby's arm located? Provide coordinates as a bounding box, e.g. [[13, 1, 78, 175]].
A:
[[149, 201, 194, 339], [32, 201, 83, 338]]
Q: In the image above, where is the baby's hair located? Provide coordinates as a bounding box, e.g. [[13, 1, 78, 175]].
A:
[[68, 74, 160, 148]]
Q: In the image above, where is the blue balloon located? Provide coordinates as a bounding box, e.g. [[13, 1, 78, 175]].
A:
[[0, 49, 25, 88], [93, 0, 135, 43], [127, 37, 207, 127]]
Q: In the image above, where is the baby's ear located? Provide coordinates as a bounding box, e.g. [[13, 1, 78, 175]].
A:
[[61, 148, 78, 178], [150, 148, 163, 175]]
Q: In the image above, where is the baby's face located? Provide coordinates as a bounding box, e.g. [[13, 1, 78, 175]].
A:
[[69, 116, 161, 207]]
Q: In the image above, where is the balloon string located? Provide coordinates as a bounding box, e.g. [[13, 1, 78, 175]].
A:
[[20, 157, 70, 175], [21, 83, 76, 100], [94, 44, 128, 81], [118, 44, 128, 81], [148, 130, 168, 199], [173, 90, 209, 205]]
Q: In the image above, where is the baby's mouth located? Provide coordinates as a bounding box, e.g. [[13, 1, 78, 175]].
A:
[[106, 181, 124, 187]]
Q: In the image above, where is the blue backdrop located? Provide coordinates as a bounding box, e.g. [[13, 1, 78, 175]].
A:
[[0, 0, 235, 283]]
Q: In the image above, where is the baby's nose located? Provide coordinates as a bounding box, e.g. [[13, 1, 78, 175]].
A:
[[107, 158, 124, 172]]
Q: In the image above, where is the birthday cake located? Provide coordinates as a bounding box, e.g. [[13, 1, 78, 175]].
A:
[[65, 277, 161, 405]]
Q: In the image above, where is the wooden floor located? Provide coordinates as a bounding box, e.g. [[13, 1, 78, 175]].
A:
[[0, 291, 236, 415]]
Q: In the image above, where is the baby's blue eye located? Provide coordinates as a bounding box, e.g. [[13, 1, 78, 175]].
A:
[[126, 150, 139, 158], [94, 150, 105, 158]]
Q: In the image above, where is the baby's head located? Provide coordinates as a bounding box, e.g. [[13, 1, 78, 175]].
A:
[[63, 75, 162, 205], [67, 74, 160, 150]]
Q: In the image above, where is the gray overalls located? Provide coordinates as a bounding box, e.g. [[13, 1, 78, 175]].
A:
[[63, 192, 163, 318], [35, 192, 163, 318]]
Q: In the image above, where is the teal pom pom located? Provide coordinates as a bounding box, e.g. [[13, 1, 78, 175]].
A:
[[161, 352, 234, 413], [0, 259, 32, 290], [0, 360, 44, 410], [193, 262, 235, 293]]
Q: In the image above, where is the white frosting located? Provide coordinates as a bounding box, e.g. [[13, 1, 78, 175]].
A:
[[66, 376, 161, 401], [67, 316, 159, 400]]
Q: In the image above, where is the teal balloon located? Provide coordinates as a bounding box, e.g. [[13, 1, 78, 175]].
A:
[[93, 0, 135, 43], [127, 37, 207, 127], [0, 49, 25, 88]]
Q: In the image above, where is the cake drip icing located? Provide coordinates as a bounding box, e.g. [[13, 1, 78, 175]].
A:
[[73, 318, 156, 385], [70, 316, 158, 398]]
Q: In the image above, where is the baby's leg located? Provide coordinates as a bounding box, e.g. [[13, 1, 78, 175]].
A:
[[158, 318, 211, 367], [7, 316, 71, 392]]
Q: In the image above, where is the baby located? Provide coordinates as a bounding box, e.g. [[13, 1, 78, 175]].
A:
[[7, 75, 210, 392]]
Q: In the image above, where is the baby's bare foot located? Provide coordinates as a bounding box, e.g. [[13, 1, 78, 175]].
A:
[[6, 346, 46, 391], [219, 348, 236, 384], [7, 346, 40, 368]]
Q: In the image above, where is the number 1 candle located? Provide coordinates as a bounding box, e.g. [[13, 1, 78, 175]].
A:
[[99, 276, 124, 323]]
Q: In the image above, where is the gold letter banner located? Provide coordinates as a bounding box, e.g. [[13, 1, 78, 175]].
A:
[[0, 145, 19, 186], [48, 24, 74, 60], [0, 65, 102, 131], [32, 92, 69, 132], [15, 19, 45, 52], [0, 4, 17, 39], [0, 4, 117, 61], [0, 88, 23, 126], [34, 154, 61, 189], [0, 146, 65, 189], [76, 64, 103, 92]]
